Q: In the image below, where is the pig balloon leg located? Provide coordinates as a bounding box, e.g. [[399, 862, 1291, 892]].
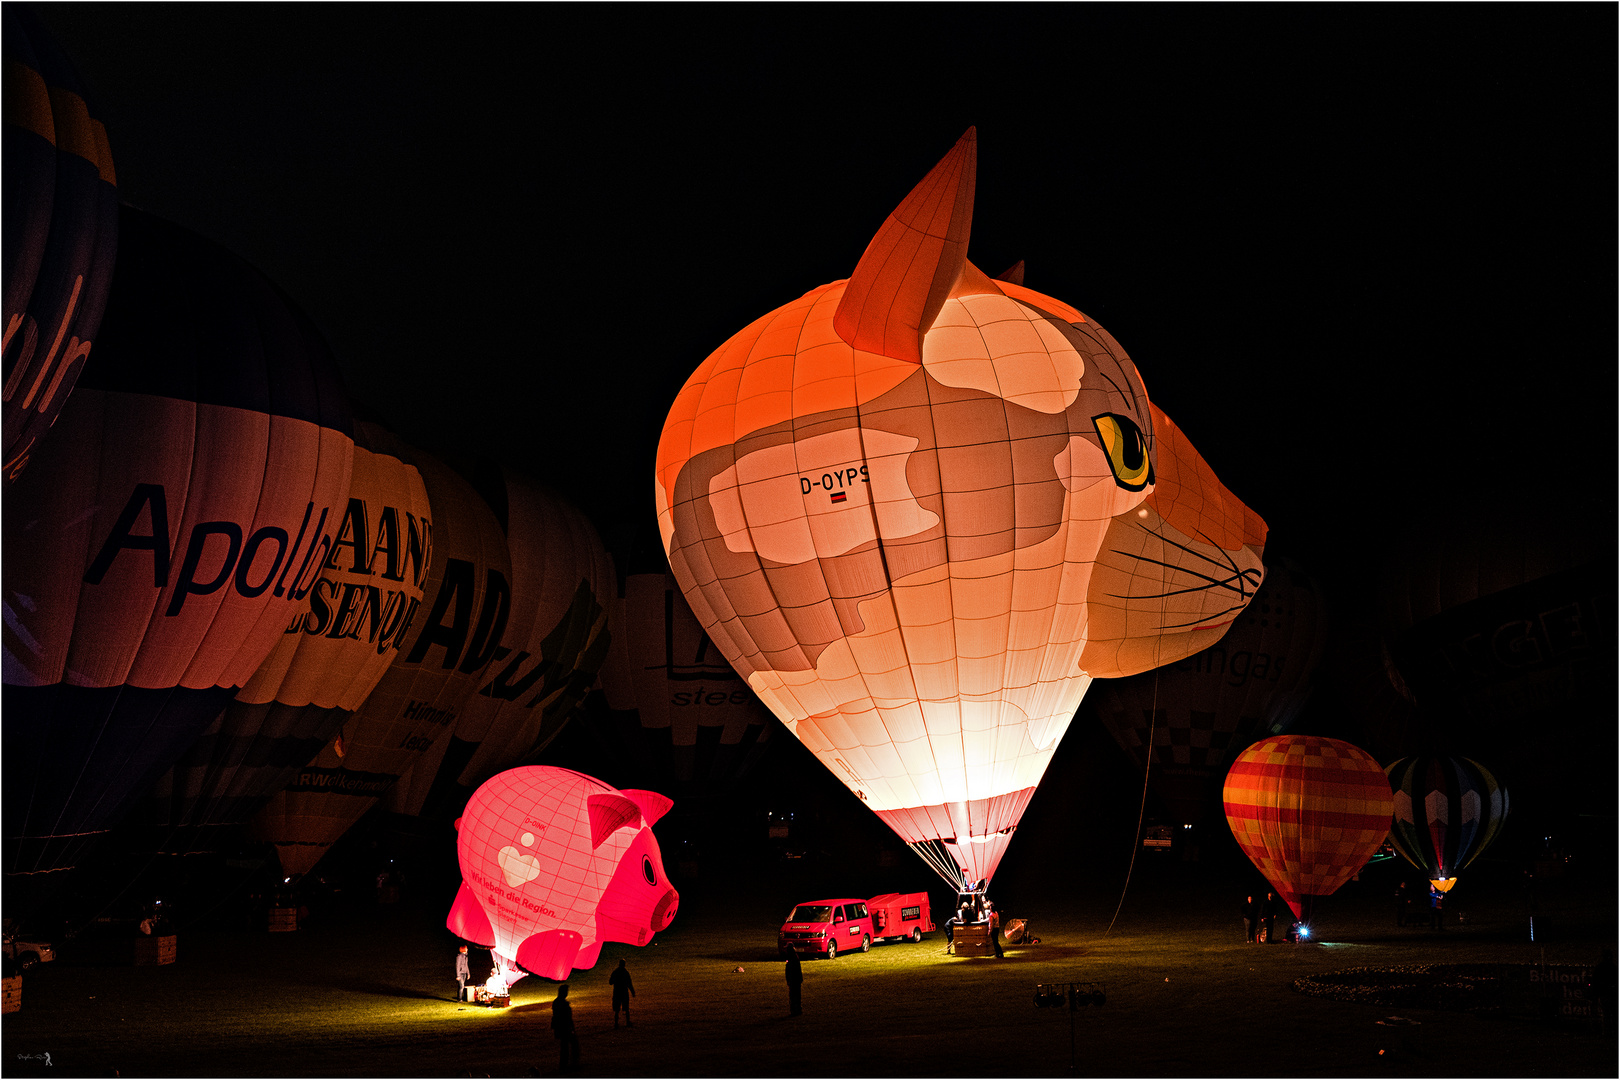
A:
[[516, 929, 587, 982]]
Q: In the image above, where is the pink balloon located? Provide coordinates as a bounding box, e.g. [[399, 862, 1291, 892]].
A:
[[448, 766, 678, 984]]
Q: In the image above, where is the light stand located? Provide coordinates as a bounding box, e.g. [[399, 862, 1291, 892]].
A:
[[1033, 981, 1106, 1071]]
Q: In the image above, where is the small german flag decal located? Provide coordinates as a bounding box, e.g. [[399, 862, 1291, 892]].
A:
[[830, 492, 847, 503]]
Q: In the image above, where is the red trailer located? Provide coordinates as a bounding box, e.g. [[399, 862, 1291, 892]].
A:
[[867, 892, 935, 944]]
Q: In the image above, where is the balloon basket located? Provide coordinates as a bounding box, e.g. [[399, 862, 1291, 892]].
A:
[[950, 925, 996, 957], [473, 988, 511, 1008], [134, 934, 177, 966]]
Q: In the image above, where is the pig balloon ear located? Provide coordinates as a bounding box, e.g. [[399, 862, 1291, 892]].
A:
[[453, 817, 462, 832], [620, 789, 674, 827], [587, 794, 643, 849]]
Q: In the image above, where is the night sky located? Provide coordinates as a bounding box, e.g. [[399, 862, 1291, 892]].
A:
[[23, 5, 1618, 843], [33, 4, 1616, 578]]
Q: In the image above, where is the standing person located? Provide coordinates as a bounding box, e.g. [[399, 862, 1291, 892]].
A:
[[987, 901, 1004, 958], [784, 953, 803, 1017], [455, 945, 471, 1001], [1261, 892, 1278, 943], [1242, 895, 1259, 943], [1429, 883, 1445, 931], [551, 984, 580, 1070], [608, 959, 636, 1028]]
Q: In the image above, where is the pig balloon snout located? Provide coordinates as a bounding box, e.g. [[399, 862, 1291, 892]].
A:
[[652, 887, 678, 932]]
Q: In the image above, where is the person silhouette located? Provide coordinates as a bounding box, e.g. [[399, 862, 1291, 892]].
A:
[[455, 944, 471, 1000], [551, 983, 580, 1069], [609, 959, 636, 1028], [1243, 895, 1261, 942], [784, 953, 803, 1016]]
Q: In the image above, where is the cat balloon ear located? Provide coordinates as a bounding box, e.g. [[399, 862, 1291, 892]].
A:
[[834, 128, 977, 363]]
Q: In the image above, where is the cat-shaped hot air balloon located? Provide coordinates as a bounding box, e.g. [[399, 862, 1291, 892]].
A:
[[656, 129, 1267, 887]]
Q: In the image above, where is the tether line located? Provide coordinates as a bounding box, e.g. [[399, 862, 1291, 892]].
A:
[[1104, 669, 1158, 936]]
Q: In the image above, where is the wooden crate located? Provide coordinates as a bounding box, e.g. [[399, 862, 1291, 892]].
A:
[[2, 975, 20, 1014], [268, 907, 299, 932], [134, 934, 177, 966], [952, 925, 996, 957]]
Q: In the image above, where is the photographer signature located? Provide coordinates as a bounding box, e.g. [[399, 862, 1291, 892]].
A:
[[16, 1053, 51, 1066]]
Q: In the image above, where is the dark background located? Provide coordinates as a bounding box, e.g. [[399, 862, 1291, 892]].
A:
[[24, 4, 1617, 910], [33, 4, 1617, 562]]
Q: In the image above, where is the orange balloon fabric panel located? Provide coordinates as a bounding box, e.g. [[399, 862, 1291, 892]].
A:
[[1076, 402, 1268, 679], [1222, 735, 1394, 918]]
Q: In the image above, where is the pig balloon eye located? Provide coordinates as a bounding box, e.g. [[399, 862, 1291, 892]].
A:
[[641, 856, 656, 886]]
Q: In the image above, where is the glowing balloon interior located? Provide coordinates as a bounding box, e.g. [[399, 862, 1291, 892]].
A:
[[448, 767, 678, 984], [1223, 735, 1394, 920], [1385, 754, 1509, 890], [656, 128, 1267, 887]]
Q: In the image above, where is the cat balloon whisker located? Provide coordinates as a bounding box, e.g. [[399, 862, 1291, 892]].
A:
[[1136, 525, 1244, 573], [1106, 553, 1255, 597], [1126, 528, 1256, 592]]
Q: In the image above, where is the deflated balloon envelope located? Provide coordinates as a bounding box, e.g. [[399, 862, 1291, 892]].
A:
[[2, 204, 355, 879], [249, 423, 511, 879], [2, 6, 119, 482]]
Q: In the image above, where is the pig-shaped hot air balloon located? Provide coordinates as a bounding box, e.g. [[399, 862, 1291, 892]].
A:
[[447, 766, 678, 984]]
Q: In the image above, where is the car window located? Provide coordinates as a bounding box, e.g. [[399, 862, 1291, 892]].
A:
[[789, 905, 833, 922], [850, 903, 868, 920], [834, 908, 845, 923]]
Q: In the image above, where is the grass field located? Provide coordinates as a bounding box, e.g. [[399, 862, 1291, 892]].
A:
[[3, 850, 1613, 1078]]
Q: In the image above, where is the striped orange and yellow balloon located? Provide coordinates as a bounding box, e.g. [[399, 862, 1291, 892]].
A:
[[1222, 735, 1393, 919]]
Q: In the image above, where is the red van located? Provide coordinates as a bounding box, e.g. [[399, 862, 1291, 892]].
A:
[[778, 892, 933, 958]]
